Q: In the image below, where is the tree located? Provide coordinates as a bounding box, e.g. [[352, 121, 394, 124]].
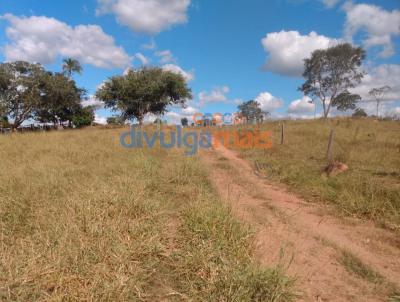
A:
[[0, 61, 45, 130], [238, 100, 265, 124], [96, 67, 192, 126], [300, 43, 366, 118], [0, 115, 9, 128], [72, 106, 94, 128], [352, 108, 368, 118], [62, 58, 83, 79], [368, 86, 391, 117], [35, 72, 86, 126], [181, 117, 189, 127]]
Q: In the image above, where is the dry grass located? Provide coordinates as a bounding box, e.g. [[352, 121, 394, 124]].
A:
[[0, 127, 295, 301], [338, 250, 383, 284], [230, 118, 400, 230]]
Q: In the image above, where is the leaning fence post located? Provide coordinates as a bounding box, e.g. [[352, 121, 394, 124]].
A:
[[326, 129, 335, 163], [280, 123, 285, 145]]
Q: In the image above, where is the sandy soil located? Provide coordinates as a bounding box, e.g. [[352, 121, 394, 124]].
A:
[[200, 145, 400, 302]]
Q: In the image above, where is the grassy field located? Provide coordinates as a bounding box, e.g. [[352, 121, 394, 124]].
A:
[[0, 128, 295, 301], [232, 118, 400, 230]]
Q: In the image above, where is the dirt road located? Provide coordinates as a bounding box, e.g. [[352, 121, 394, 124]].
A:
[[200, 145, 400, 301]]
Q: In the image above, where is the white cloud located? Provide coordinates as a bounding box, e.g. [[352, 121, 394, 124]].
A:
[[261, 30, 338, 77], [254, 92, 284, 112], [288, 114, 318, 120], [321, 0, 341, 8], [181, 106, 198, 115], [351, 64, 400, 102], [343, 2, 400, 58], [82, 95, 104, 109], [385, 107, 400, 119], [288, 96, 315, 114], [198, 86, 230, 105], [134, 52, 150, 65], [162, 63, 194, 82], [164, 111, 183, 124], [94, 114, 107, 125], [1, 14, 131, 69], [96, 0, 190, 34], [164, 106, 201, 125], [156, 50, 175, 64]]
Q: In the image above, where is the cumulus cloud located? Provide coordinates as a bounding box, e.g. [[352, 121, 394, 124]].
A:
[[94, 114, 107, 125], [343, 2, 400, 58], [198, 86, 230, 105], [96, 0, 191, 34], [288, 96, 315, 114], [261, 30, 338, 77], [162, 64, 194, 82], [181, 106, 198, 115], [164, 111, 184, 124], [385, 107, 400, 119], [254, 92, 284, 112], [1, 14, 131, 69], [351, 64, 400, 102]]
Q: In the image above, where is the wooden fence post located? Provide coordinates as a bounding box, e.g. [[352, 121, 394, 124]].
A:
[[280, 123, 285, 145], [326, 129, 335, 163]]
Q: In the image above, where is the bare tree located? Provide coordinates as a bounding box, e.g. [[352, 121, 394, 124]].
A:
[[368, 86, 391, 117]]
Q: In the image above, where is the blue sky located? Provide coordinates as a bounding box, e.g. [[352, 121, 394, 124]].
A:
[[0, 0, 399, 123]]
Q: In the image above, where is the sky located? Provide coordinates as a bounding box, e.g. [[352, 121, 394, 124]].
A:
[[0, 0, 399, 124]]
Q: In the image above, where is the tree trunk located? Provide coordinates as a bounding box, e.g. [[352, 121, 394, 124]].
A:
[[376, 101, 380, 118], [322, 100, 328, 119]]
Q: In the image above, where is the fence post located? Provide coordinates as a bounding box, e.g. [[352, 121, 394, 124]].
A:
[[326, 129, 335, 163], [280, 123, 285, 145]]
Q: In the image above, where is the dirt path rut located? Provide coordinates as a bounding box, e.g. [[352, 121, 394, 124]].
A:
[[200, 145, 400, 302]]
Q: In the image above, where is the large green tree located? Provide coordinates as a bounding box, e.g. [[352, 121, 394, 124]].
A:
[[72, 106, 95, 128], [96, 67, 192, 125], [62, 58, 83, 79], [35, 72, 86, 126], [300, 43, 366, 118], [0, 61, 45, 130], [238, 100, 265, 124]]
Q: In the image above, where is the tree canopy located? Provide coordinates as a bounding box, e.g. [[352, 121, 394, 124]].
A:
[[0, 61, 45, 129], [96, 67, 192, 125], [300, 43, 366, 118], [0, 60, 92, 129], [238, 100, 266, 124], [36, 72, 86, 126], [62, 58, 83, 79]]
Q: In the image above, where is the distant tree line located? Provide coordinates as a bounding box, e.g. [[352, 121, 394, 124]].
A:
[[2, 43, 395, 130], [0, 59, 94, 130]]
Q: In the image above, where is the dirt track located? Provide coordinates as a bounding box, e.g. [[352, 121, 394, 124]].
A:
[[200, 145, 400, 301]]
